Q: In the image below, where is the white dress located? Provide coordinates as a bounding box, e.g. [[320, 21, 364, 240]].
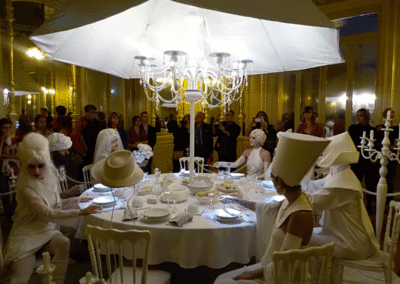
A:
[[301, 164, 380, 260], [214, 193, 313, 284], [247, 148, 264, 177], [4, 183, 79, 266]]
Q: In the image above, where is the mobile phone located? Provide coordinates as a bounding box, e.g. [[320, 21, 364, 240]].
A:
[[255, 118, 261, 122]]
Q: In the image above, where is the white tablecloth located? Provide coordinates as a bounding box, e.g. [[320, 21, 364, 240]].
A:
[[74, 173, 278, 269]]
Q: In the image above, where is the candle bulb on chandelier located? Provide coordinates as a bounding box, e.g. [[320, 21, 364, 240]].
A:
[[42, 251, 51, 271], [362, 131, 366, 139], [370, 130, 374, 140], [387, 110, 391, 120]]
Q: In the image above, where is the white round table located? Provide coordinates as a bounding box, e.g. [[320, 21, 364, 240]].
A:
[[75, 173, 278, 269]]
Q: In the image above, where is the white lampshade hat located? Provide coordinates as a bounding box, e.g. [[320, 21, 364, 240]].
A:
[[91, 150, 144, 188], [316, 132, 360, 168], [270, 132, 330, 187]]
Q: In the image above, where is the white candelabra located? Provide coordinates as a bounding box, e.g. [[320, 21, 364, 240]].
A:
[[359, 110, 400, 240]]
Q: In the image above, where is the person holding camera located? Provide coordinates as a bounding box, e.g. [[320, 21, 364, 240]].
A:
[[245, 111, 277, 158], [213, 110, 241, 163]]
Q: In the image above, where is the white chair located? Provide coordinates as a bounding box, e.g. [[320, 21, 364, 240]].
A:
[[56, 166, 69, 192], [85, 225, 171, 284], [83, 164, 94, 190], [333, 200, 400, 284], [272, 242, 335, 284], [179, 157, 204, 173]]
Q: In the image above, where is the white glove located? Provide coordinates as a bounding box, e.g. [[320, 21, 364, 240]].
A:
[[213, 162, 229, 168]]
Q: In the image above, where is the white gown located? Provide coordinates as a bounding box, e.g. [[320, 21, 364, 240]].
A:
[[301, 164, 380, 260], [246, 148, 264, 177], [93, 128, 124, 164], [214, 193, 313, 284]]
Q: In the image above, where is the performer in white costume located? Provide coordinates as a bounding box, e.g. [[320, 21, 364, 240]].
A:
[[301, 132, 380, 260], [3, 133, 101, 284], [214, 132, 330, 284], [93, 128, 124, 164], [214, 129, 271, 179]]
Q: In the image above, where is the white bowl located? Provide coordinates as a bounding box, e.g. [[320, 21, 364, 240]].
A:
[[230, 173, 245, 180], [187, 180, 214, 195]]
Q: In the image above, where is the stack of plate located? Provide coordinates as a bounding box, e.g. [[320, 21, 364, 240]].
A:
[[92, 196, 116, 207], [214, 208, 242, 223], [230, 173, 245, 180], [140, 208, 170, 223], [92, 183, 112, 192], [216, 183, 240, 193]]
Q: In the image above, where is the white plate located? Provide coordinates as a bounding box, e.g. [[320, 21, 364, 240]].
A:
[[230, 173, 245, 180], [160, 193, 187, 203], [138, 185, 152, 195], [195, 190, 220, 204], [93, 196, 117, 206], [92, 183, 112, 192], [169, 184, 187, 191], [214, 208, 242, 220], [216, 183, 240, 193], [262, 180, 275, 189], [141, 208, 170, 219]]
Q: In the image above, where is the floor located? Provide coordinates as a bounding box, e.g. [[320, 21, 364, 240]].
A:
[[1, 198, 400, 284]]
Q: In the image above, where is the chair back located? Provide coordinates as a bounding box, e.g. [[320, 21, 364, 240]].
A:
[[179, 157, 204, 173], [383, 201, 400, 268], [83, 164, 94, 190], [86, 225, 152, 284], [56, 166, 69, 192], [272, 242, 335, 284]]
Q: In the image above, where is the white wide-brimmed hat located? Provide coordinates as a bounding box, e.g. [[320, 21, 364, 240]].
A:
[[47, 133, 72, 152], [316, 132, 359, 168], [270, 132, 330, 187], [91, 150, 144, 188]]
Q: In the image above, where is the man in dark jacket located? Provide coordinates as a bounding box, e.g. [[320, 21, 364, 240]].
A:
[[140, 111, 157, 173], [214, 110, 241, 162], [194, 112, 213, 165]]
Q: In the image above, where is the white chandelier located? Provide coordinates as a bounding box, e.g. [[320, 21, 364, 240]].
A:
[[135, 50, 252, 107]]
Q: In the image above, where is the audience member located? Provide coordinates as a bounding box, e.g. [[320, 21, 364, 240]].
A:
[[97, 111, 107, 131], [301, 132, 380, 260], [214, 110, 241, 163], [154, 114, 163, 132], [34, 114, 52, 137], [14, 114, 32, 143], [173, 115, 190, 172], [51, 106, 72, 136], [93, 128, 124, 164], [283, 112, 294, 132], [140, 111, 157, 173], [215, 131, 329, 284], [214, 129, 271, 179], [276, 112, 289, 132], [296, 106, 324, 137], [167, 113, 179, 134], [374, 108, 399, 205], [107, 112, 128, 149], [0, 118, 18, 222], [348, 108, 376, 212], [245, 111, 277, 157], [194, 112, 213, 165], [127, 116, 147, 151], [41, 108, 53, 129], [70, 104, 100, 167], [333, 109, 346, 135], [3, 133, 101, 284]]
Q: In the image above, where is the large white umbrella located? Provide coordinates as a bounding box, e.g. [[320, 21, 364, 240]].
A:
[[30, 0, 343, 179], [30, 0, 343, 78]]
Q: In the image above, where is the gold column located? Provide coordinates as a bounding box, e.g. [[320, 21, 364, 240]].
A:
[[346, 44, 355, 131], [71, 65, 80, 124], [318, 66, 327, 126], [104, 74, 111, 115], [238, 96, 244, 137], [6, 0, 17, 126], [294, 71, 302, 129]]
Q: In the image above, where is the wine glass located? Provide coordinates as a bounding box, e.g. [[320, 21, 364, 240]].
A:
[[143, 172, 149, 183]]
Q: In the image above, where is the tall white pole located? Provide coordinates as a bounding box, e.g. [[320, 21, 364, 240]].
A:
[[189, 100, 195, 182]]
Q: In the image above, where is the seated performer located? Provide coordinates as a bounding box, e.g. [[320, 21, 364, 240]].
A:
[[3, 133, 101, 284], [214, 132, 330, 284], [214, 129, 271, 179], [301, 132, 380, 260]]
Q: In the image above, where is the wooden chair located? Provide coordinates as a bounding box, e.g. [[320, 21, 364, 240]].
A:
[[86, 225, 171, 284], [272, 242, 335, 284], [333, 200, 400, 284], [83, 164, 94, 190], [179, 157, 204, 173]]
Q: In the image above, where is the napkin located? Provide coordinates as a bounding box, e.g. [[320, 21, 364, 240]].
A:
[[169, 213, 193, 227], [122, 207, 138, 221], [131, 198, 144, 208], [187, 203, 199, 214]]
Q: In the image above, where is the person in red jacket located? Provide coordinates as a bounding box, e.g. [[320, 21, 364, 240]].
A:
[[70, 105, 100, 167]]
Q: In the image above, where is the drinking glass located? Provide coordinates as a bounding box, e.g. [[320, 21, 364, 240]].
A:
[[143, 172, 149, 182], [218, 168, 225, 180]]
